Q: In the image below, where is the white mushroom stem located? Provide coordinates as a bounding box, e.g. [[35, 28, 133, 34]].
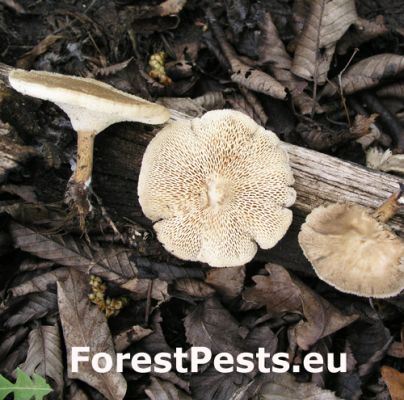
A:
[[373, 184, 404, 223], [75, 130, 97, 186]]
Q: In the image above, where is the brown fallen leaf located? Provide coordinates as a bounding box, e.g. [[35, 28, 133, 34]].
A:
[[322, 54, 404, 97], [243, 264, 357, 350], [175, 278, 216, 298], [0, 136, 38, 184], [377, 81, 404, 98], [184, 297, 245, 356], [243, 264, 302, 314], [145, 377, 191, 400], [20, 324, 64, 397], [206, 9, 286, 100], [16, 35, 63, 69], [255, 373, 343, 399], [337, 16, 389, 55], [1, 291, 58, 329], [381, 366, 404, 400], [257, 9, 320, 115], [8, 267, 69, 298], [291, 0, 357, 84], [10, 222, 167, 300], [205, 266, 246, 302], [57, 268, 127, 400], [113, 325, 153, 352]]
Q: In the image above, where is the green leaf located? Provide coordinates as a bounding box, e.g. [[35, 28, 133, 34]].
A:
[[0, 368, 52, 400]]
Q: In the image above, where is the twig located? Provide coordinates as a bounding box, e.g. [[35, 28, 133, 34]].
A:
[[337, 48, 359, 126]]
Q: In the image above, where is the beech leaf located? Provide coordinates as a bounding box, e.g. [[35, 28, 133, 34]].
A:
[[57, 268, 127, 400], [19, 325, 63, 397], [291, 0, 357, 84], [322, 54, 404, 96], [243, 264, 357, 350]]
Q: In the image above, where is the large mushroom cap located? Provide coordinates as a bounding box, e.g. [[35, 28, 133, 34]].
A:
[[299, 203, 404, 298], [138, 109, 296, 267], [8, 69, 170, 132]]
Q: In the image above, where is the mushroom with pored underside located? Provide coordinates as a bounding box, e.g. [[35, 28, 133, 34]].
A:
[[138, 109, 296, 267], [298, 190, 404, 298], [8, 69, 170, 226]]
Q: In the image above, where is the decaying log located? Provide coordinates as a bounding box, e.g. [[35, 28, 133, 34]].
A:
[[92, 123, 403, 274], [0, 63, 402, 273]]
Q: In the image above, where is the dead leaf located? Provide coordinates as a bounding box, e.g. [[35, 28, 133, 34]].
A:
[[381, 366, 404, 400], [113, 325, 153, 352], [0, 136, 38, 184], [206, 9, 286, 100], [0, 184, 38, 203], [377, 81, 404, 98], [175, 278, 216, 298], [1, 291, 57, 329], [20, 324, 64, 397], [8, 268, 69, 298], [257, 9, 320, 114], [145, 377, 192, 400], [57, 268, 127, 400], [292, 0, 357, 84], [205, 266, 245, 302], [255, 373, 343, 399], [337, 16, 389, 55], [0, 0, 25, 13], [16, 35, 63, 69], [135, 257, 204, 282], [243, 264, 302, 314], [347, 320, 392, 378], [0, 326, 29, 363], [322, 54, 404, 97], [10, 223, 136, 286], [158, 0, 187, 17], [243, 264, 357, 350], [184, 297, 245, 356]]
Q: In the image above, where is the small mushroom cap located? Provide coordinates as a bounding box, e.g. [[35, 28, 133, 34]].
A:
[[8, 69, 170, 132], [298, 203, 404, 298], [138, 109, 296, 267]]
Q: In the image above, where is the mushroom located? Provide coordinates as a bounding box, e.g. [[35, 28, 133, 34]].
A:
[[8, 68, 170, 225], [138, 109, 296, 267], [298, 186, 404, 298]]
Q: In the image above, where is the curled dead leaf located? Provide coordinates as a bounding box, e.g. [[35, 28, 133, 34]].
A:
[[322, 54, 404, 97], [57, 269, 127, 400], [381, 366, 404, 400], [292, 0, 357, 84]]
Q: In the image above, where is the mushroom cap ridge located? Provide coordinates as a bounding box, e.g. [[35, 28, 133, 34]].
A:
[[298, 203, 404, 298], [138, 109, 296, 267], [9, 69, 170, 132]]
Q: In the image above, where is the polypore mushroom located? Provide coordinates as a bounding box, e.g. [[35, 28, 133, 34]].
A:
[[298, 187, 404, 298], [138, 109, 296, 267], [8, 68, 170, 226]]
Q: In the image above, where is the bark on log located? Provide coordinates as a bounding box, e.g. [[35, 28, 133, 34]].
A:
[[92, 122, 403, 275]]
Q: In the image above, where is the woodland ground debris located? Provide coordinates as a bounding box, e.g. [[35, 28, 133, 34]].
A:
[[0, 0, 404, 399]]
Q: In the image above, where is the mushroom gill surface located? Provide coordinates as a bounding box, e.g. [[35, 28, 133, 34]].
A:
[[138, 110, 296, 267], [299, 203, 404, 297]]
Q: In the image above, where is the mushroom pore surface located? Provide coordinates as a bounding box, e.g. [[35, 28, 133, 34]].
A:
[[138, 110, 296, 267], [299, 203, 404, 298]]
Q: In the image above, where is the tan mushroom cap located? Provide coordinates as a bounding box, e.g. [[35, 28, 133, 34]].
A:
[[8, 69, 170, 132], [298, 203, 404, 298], [138, 109, 296, 267]]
